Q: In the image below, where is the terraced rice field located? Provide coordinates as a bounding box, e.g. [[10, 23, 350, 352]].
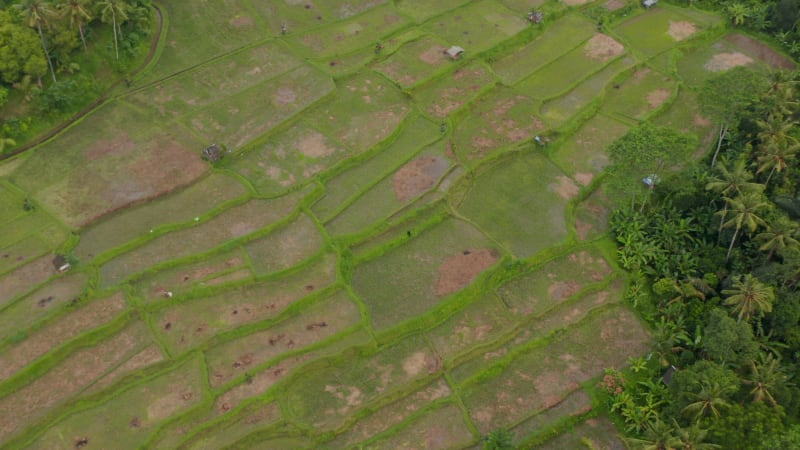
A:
[[0, 0, 793, 448]]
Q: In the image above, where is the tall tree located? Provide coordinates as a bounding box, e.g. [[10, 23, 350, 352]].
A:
[[698, 67, 768, 167], [756, 141, 799, 186], [673, 421, 721, 450], [98, 0, 127, 61], [682, 380, 734, 421], [58, 0, 92, 53], [756, 217, 800, 261], [0, 9, 48, 84], [718, 192, 770, 261], [705, 157, 764, 244], [722, 274, 775, 323], [15, 0, 58, 82], [743, 353, 788, 406]]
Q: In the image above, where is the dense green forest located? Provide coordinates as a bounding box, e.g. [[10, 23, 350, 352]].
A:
[[604, 2, 800, 448], [0, 0, 152, 154]]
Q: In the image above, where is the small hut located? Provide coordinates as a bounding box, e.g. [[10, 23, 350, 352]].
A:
[[643, 0, 658, 8], [444, 46, 465, 60], [202, 143, 225, 163], [527, 11, 544, 24], [52, 254, 70, 272]]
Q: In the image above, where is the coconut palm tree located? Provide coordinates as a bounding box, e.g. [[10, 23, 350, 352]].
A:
[[756, 217, 800, 261], [718, 192, 770, 261], [743, 353, 789, 406], [683, 380, 734, 421], [58, 0, 93, 53], [706, 157, 764, 244], [15, 0, 58, 82], [722, 274, 775, 323], [726, 2, 751, 27], [98, 0, 128, 61], [673, 421, 721, 450], [756, 141, 799, 186], [624, 418, 681, 450]]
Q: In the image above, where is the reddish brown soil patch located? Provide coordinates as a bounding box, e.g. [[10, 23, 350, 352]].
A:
[[574, 172, 594, 186], [562, 0, 593, 5], [668, 21, 697, 41], [230, 15, 254, 27], [548, 281, 582, 302], [299, 131, 337, 158], [693, 112, 712, 127], [704, 52, 753, 72], [274, 87, 297, 104], [646, 88, 670, 108], [402, 351, 441, 376], [604, 0, 625, 10], [584, 34, 624, 62], [419, 46, 447, 64], [85, 134, 137, 161], [726, 33, 796, 69], [576, 220, 593, 241], [393, 156, 449, 202], [435, 249, 498, 297], [549, 175, 580, 199]]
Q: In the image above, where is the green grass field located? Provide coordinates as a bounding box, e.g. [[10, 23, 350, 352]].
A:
[[0, 0, 793, 448]]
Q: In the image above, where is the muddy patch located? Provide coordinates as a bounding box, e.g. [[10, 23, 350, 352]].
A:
[[726, 33, 796, 69], [393, 156, 449, 202], [604, 0, 626, 10], [584, 34, 625, 62], [85, 134, 137, 161], [704, 52, 754, 72], [230, 15, 254, 28], [435, 249, 498, 297], [693, 113, 712, 127], [548, 281, 582, 302], [299, 132, 337, 158], [419, 46, 447, 64], [668, 20, 696, 41], [574, 172, 594, 186], [562, 0, 593, 5], [274, 87, 297, 104], [549, 175, 580, 199], [646, 88, 670, 108]]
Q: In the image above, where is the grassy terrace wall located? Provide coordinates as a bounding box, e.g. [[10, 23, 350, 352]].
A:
[[0, 0, 793, 448]]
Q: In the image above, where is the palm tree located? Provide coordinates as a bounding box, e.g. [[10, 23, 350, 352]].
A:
[[756, 217, 800, 261], [673, 420, 721, 450], [98, 0, 128, 61], [756, 141, 799, 186], [742, 353, 788, 406], [58, 0, 93, 54], [706, 157, 764, 244], [682, 380, 734, 421], [624, 418, 681, 450], [15, 0, 58, 82], [722, 274, 775, 323], [718, 192, 770, 261]]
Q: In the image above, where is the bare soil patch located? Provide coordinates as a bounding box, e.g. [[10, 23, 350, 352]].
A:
[[726, 33, 796, 69], [604, 0, 625, 10], [549, 175, 580, 199], [668, 21, 696, 41], [435, 248, 498, 297], [419, 46, 447, 64], [402, 351, 441, 376], [393, 156, 449, 202], [693, 112, 712, 127], [85, 134, 137, 161], [562, 0, 593, 5], [547, 281, 582, 302], [274, 87, 297, 104], [230, 15, 254, 28], [574, 172, 594, 186], [584, 34, 625, 62], [704, 52, 753, 72], [299, 131, 337, 158], [646, 88, 671, 108]]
